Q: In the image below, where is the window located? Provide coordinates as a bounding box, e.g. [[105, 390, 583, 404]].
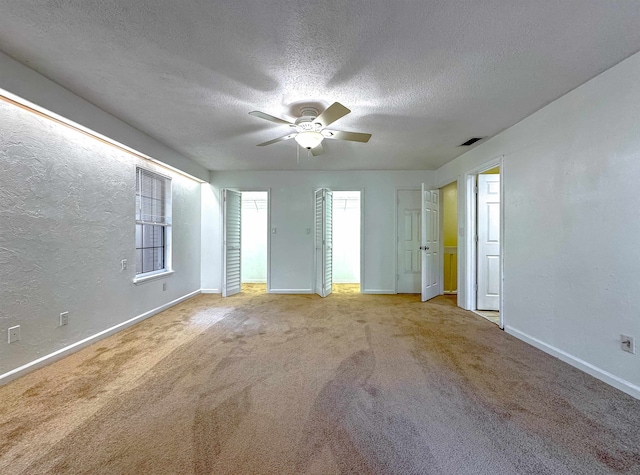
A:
[[135, 167, 171, 278]]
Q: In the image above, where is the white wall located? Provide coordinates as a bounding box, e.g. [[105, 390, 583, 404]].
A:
[[202, 171, 433, 293], [435, 51, 640, 398], [201, 181, 220, 293], [0, 92, 202, 379]]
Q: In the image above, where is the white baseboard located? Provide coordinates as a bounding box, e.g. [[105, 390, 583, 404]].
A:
[[242, 280, 267, 284], [361, 289, 396, 294], [268, 289, 313, 294], [443, 290, 458, 295], [0, 289, 201, 386], [200, 288, 220, 294], [505, 326, 640, 400]]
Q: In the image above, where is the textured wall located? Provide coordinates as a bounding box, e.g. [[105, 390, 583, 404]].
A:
[[435, 51, 640, 397], [0, 52, 209, 181], [0, 101, 202, 375]]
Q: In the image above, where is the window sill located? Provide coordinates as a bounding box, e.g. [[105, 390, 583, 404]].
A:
[[133, 270, 174, 285]]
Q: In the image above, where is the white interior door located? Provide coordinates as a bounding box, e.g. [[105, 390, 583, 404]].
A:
[[223, 189, 242, 297], [315, 189, 333, 297], [397, 190, 422, 293], [421, 184, 440, 301], [477, 174, 500, 310]]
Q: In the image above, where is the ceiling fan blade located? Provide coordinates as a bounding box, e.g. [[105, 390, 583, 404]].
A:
[[257, 133, 297, 146], [313, 102, 350, 128], [310, 142, 324, 156], [324, 130, 371, 143], [249, 111, 294, 126]]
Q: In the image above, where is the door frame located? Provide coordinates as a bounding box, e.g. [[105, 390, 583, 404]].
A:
[[312, 188, 365, 294], [220, 188, 272, 294], [462, 156, 505, 328]]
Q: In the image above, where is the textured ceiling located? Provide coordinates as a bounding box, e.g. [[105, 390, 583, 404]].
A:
[[1, 1, 640, 171]]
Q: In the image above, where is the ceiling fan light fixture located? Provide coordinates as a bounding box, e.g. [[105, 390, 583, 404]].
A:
[[295, 131, 323, 149]]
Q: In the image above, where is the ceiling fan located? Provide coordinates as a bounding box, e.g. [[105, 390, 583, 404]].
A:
[[249, 102, 371, 156]]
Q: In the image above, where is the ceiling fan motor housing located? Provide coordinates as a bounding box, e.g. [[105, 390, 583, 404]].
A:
[[294, 107, 323, 146], [299, 106, 319, 119], [295, 107, 320, 125]]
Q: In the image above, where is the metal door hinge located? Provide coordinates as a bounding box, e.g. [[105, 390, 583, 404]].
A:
[[474, 283, 478, 291]]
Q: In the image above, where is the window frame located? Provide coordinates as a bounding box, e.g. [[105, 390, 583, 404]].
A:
[[133, 167, 173, 284]]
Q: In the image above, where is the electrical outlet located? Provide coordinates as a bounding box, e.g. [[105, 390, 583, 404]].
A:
[[306, 228, 311, 234], [621, 335, 635, 354], [162, 282, 167, 291], [60, 311, 69, 326], [8, 325, 20, 344], [121, 259, 127, 271]]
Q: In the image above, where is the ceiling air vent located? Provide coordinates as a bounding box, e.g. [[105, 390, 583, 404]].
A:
[[460, 137, 484, 146]]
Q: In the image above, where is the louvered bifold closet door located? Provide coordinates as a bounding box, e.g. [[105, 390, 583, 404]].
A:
[[315, 190, 324, 296], [223, 189, 242, 297], [315, 189, 333, 298], [324, 190, 333, 297]]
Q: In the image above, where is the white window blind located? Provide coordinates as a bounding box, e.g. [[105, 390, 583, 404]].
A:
[[135, 168, 171, 275]]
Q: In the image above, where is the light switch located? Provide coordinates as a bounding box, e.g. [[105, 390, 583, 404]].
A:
[[306, 228, 311, 234], [8, 325, 20, 344], [272, 227, 277, 234]]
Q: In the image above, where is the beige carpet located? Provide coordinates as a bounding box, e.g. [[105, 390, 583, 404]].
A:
[[1, 287, 639, 474]]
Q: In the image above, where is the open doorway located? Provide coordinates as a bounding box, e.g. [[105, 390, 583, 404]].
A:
[[396, 187, 440, 299], [441, 181, 458, 296], [241, 191, 268, 294], [314, 189, 362, 297], [473, 166, 501, 325], [396, 189, 421, 294], [332, 191, 361, 294], [222, 189, 269, 297]]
